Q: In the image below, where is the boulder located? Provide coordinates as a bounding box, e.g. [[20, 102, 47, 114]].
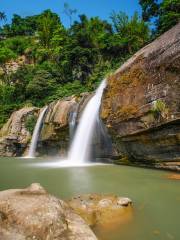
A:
[[0, 183, 97, 240], [67, 194, 133, 229], [101, 23, 180, 169], [0, 107, 39, 157]]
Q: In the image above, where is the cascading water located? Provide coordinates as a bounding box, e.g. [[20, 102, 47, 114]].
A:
[[68, 79, 106, 164], [68, 104, 78, 142], [27, 106, 48, 158]]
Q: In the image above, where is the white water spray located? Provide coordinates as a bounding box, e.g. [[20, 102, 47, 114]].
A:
[[68, 80, 106, 164], [27, 106, 48, 158]]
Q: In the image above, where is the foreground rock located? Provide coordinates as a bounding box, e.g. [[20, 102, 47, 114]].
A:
[[101, 23, 180, 170], [0, 107, 39, 157], [0, 184, 97, 240], [68, 194, 133, 229]]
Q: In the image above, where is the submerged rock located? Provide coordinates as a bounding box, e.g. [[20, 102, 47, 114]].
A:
[[101, 23, 180, 169], [0, 183, 97, 240], [167, 174, 180, 180], [67, 194, 133, 228]]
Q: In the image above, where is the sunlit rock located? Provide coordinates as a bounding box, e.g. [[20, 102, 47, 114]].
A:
[[0, 184, 97, 240]]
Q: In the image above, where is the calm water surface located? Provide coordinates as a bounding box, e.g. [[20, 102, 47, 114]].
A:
[[0, 157, 179, 240]]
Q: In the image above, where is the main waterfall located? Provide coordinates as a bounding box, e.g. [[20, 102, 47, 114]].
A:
[[68, 80, 106, 164], [27, 106, 48, 158]]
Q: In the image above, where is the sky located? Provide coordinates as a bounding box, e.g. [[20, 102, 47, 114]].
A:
[[0, 0, 142, 27]]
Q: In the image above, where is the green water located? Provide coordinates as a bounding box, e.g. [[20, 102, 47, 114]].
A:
[[0, 157, 179, 240]]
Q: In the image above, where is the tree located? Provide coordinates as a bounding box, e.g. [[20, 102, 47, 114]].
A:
[[0, 12, 6, 22], [66, 15, 113, 83], [38, 10, 61, 48], [157, 0, 180, 34], [63, 2, 77, 26], [50, 24, 68, 62], [110, 11, 150, 54], [139, 0, 159, 21], [139, 0, 180, 34]]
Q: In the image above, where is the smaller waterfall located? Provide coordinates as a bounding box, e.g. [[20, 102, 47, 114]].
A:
[[68, 80, 106, 164], [27, 106, 48, 158], [69, 104, 78, 142]]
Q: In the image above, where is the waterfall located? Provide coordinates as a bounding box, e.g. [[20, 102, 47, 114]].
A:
[[68, 80, 106, 164], [68, 104, 78, 142], [27, 106, 48, 158]]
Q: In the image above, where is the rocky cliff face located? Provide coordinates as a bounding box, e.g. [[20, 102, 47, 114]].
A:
[[0, 94, 89, 157], [101, 23, 180, 170], [0, 107, 39, 157]]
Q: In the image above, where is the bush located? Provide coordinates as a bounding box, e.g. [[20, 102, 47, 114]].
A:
[[150, 99, 169, 120]]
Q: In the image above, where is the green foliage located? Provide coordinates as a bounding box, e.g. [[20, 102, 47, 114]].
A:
[[0, 84, 15, 104], [0, 47, 16, 65], [26, 70, 56, 106], [25, 115, 37, 134], [37, 10, 61, 48], [0, 36, 33, 55], [139, 0, 159, 21], [153, 100, 167, 113], [0, 14, 39, 37], [110, 11, 150, 53], [47, 81, 87, 102], [0, 104, 20, 129]]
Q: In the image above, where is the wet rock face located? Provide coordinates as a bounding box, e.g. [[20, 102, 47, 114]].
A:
[[0, 107, 39, 157], [39, 97, 78, 156], [39, 94, 89, 156], [0, 184, 97, 240], [68, 194, 133, 229], [101, 23, 180, 168]]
